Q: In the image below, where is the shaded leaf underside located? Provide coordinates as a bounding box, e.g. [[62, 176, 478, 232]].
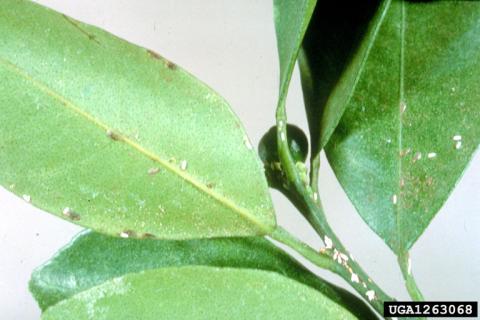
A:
[[41, 266, 357, 320], [30, 231, 377, 319], [299, 0, 383, 155]]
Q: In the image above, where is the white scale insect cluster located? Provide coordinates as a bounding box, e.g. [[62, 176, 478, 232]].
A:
[[333, 249, 349, 265], [453, 134, 462, 150]]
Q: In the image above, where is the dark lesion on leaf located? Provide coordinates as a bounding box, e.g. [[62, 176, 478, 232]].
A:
[[165, 60, 177, 70], [106, 129, 122, 141], [206, 182, 215, 189], [62, 14, 101, 45], [146, 49, 177, 70]]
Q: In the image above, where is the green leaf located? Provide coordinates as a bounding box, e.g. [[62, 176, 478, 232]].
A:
[[41, 266, 358, 320], [30, 231, 377, 319], [298, 1, 383, 156], [325, 0, 480, 253], [273, 0, 317, 105], [0, 0, 275, 238]]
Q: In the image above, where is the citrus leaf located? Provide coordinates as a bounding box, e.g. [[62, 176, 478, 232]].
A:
[[273, 0, 317, 105], [0, 0, 275, 238], [41, 266, 358, 320], [30, 231, 377, 319], [299, 1, 383, 156], [325, 0, 480, 253]]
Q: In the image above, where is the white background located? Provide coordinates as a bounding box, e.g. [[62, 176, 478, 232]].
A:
[[1, 1, 479, 318]]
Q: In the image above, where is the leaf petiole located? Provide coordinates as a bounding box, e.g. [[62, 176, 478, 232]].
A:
[[275, 106, 393, 317], [398, 251, 425, 302]]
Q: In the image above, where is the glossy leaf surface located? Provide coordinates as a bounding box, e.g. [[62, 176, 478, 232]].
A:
[[325, 0, 480, 252], [42, 266, 357, 320], [30, 231, 376, 319], [273, 0, 316, 104], [0, 0, 275, 238], [259, 124, 309, 164]]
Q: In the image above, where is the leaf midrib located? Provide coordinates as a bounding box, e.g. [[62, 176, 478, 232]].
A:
[[357, 0, 404, 251], [278, 0, 317, 105], [0, 56, 272, 234], [396, 0, 406, 253]]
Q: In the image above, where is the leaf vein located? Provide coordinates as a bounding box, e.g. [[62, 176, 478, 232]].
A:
[[0, 56, 271, 233]]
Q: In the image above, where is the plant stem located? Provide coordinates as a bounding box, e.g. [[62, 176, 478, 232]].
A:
[[270, 226, 340, 272], [271, 227, 392, 318], [275, 107, 395, 317], [398, 251, 424, 301], [310, 154, 321, 194]]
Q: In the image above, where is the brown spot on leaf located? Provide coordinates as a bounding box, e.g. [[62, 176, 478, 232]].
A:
[[142, 233, 156, 239], [106, 130, 121, 141], [165, 60, 177, 70], [206, 182, 215, 189], [147, 49, 176, 70]]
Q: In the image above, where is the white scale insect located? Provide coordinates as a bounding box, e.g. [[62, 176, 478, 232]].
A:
[[179, 160, 188, 171], [365, 290, 376, 301]]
